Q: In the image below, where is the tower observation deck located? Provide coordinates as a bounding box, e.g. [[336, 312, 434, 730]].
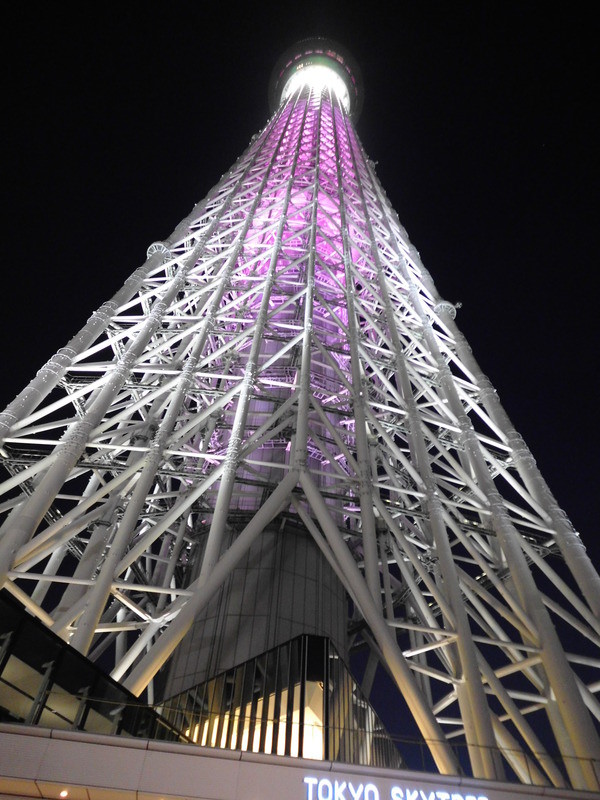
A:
[[0, 39, 599, 794]]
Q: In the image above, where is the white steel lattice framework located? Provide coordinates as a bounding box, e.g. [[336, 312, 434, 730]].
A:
[[1, 40, 600, 791]]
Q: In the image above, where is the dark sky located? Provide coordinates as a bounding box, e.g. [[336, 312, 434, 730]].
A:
[[3, 1, 599, 573]]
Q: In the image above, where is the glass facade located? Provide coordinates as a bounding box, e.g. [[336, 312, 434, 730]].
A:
[[0, 591, 401, 770], [0, 591, 183, 741], [161, 634, 403, 768]]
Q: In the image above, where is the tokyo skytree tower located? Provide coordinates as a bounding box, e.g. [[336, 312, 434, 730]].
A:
[[1, 39, 599, 791]]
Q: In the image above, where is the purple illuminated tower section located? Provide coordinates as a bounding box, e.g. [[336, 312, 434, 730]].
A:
[[0, 39, 599, 790]]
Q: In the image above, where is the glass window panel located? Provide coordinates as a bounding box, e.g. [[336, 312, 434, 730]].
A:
[[0, 655, 41, 723], [303, 680, 324, 759]]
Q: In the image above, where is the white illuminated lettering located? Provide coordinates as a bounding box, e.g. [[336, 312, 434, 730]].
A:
[[364, 784, 379, 800], [348, 783, 364, 800], [318, 779, 333, 800], [334, 781, 348, 800], [305, 777, 319, 800], [304, 776, 488, 800]]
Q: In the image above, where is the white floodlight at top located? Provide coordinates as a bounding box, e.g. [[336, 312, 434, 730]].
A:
[[280, 63, 352, 112]]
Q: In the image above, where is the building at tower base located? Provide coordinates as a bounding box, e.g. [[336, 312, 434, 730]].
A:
[[2, 724, 598, 800]]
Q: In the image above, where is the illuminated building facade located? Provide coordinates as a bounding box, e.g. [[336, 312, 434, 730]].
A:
[[0, 39, 599, 796]]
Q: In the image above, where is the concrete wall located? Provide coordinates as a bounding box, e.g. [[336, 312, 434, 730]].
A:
[[0, 724, 595, 800]]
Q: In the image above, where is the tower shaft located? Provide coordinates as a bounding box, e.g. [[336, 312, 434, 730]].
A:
[[1, 42, 599, 790]]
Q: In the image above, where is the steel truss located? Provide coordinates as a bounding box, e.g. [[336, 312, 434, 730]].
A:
[[1, 52, 600, 791]]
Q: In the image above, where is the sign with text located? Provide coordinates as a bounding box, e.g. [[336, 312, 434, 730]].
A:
[[304, 775, 489, 800]]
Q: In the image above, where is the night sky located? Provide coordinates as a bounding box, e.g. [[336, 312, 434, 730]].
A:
[[3, 2, 598, 570]]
